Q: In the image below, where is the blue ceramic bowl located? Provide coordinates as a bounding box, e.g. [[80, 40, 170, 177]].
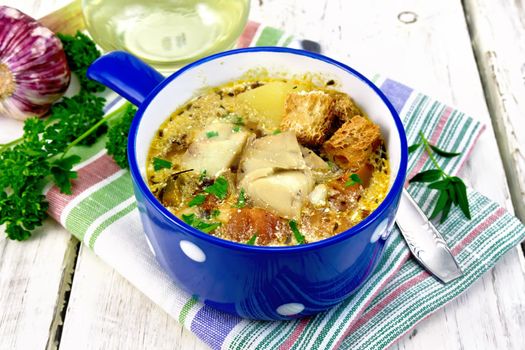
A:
[[87, 47, 408, 320]]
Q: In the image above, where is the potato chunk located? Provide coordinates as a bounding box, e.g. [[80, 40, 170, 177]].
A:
[[322, 116, 381, 171], [236, 81, 296, 129], [280, 91, 335, 146], [181, 121, 250, 177]]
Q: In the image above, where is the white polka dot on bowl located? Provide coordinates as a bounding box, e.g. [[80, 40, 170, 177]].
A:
[[276, 303, 305, 316], [179, 240, 206, 262], [370, 218, 389, 243]]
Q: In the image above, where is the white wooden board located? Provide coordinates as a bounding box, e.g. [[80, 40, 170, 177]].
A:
[[463, 0, 525, 221], [0, 220, 77, 350]]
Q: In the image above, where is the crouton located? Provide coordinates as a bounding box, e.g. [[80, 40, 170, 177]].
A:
[[332, 92, 363, 123], [322, 116, 381, 170], [280, 91, 335, 146], [223, 208, 290, 245]]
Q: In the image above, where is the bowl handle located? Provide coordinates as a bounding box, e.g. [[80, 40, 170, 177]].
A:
[[87, 51, 165, 106]]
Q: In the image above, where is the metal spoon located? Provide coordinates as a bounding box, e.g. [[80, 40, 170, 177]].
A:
[[396, 189, 463, 283]]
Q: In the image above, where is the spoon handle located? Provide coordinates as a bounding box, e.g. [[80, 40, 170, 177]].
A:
[[396, 189, 463, 283]]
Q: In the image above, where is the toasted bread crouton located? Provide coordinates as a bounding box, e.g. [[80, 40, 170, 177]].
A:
[[322, 116, 381, 170], [332, 92, 363, 123], [280, 91, 335, 146]]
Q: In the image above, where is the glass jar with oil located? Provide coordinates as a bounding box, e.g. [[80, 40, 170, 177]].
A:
[[82, 0, 250, 72]]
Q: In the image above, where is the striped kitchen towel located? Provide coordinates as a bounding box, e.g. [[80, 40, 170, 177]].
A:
[[43, 23, 525, 349]]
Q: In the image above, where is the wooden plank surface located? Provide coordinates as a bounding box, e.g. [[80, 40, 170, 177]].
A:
[[59, 246, 208, 350], [0, 220, 77, 350], [0, 0, 524, 349], [463, 0, 525, 222], [0, 3, 79, 349]]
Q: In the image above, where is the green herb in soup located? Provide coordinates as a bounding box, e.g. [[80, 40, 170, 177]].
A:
[[147, 78, 390, 246]]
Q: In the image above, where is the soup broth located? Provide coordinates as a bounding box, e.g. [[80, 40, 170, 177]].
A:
[[147, 78, 390, 246]]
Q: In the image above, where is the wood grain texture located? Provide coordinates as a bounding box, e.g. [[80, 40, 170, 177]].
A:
[[463, 0, 525, 222], [0, 2, 84, 350], [0, 220, 78, 350], [59, 246, 208, 350]]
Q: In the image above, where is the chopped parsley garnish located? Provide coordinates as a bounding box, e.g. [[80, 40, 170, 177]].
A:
[[272, 129, 281, 135], [236, 188, 246, 208], [211, 209, 221, 218], [345, 173, 363, 187], [204, 176, 228, 200], [246, 234, 257, 245], [232, 125, 241, 133], [231, 115, 244, 126], [181, 213, 195, 225], [188, 194, 206, 207], [206, 131, 219, 138], [152, 157, 172, 171], [289, 220, 305, 244], [199, 169, 207, 182], [181, 213, 221, 233]]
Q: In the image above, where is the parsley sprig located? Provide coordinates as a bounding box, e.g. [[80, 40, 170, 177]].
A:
[[58, 31, 106, 93], [0, 33, 138, 241], [409, 132, 471, 223]]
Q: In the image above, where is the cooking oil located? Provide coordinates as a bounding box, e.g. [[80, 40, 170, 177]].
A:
[[82, 0, 250, 71]]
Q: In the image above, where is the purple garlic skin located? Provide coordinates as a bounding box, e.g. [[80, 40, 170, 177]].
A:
[[0, 6, 71, 120]]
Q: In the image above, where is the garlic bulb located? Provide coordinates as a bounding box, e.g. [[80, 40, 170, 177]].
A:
[[0, 6, 70, 120]]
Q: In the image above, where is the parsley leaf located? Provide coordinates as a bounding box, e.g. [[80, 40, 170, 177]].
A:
[[236, 188, 246, 208], [204, 176, 228, 200], [345, 173, 363, 187], [228, 114, 244, 126], [106, 104, 137, 168], [181, 213, 221, 233], [272, 129, 281, 135], [189, 194, 206, 207], [182, 213, 196, 226], [58, 31, 105, 93], [289, 219, 306, 244], [246, 234, 257, 245], [232, 126, 241, 133], [206, 131, 219, 138], [199, 170, 207, 182], [153, 157, 172, 171], [50, 155, 81, 195], [211, 209, 221, 218]]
